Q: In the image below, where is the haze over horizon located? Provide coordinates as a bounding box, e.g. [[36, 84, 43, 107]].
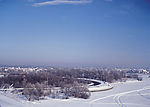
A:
[[0, 0, 150, 67]]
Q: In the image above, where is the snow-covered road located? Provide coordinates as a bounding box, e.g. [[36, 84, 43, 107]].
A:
[[0, 74, 150, 107]]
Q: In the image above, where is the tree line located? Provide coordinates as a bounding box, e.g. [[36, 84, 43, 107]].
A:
[[0, 68, 126, 100]]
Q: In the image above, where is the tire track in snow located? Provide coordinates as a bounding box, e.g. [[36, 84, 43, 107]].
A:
[[113, 86, 150, 107], [89, 86, 150, 107], [138, 91, 150, 100], [113, 92, 127, 107], [92, 102, 150, 106]]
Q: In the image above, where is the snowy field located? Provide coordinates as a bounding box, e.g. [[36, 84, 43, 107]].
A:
[[0, 74, 150, 107]]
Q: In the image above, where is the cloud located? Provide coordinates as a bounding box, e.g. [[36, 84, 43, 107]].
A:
[[33, 0, 93, 6]]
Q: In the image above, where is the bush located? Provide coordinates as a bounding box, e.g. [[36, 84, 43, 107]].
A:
[[22, 82, 51, 101], [62, 82, 90, 99]]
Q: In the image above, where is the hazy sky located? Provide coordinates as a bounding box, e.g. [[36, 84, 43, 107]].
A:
[[0, 0, 150, 67]]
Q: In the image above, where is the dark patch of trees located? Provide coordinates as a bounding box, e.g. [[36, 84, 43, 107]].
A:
[[48, 69, 126, 83], [0, 71, 90, 100], [0, 68, 126, 100]]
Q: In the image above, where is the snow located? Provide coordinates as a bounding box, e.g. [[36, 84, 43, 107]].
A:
[[0, 75, 150, 107], [0, 92, 32, 107]]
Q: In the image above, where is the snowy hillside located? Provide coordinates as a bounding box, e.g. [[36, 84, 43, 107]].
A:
[[0, 74, 150, 107]]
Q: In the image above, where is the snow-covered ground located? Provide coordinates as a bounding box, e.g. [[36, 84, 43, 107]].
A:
[[0, 74, 150, 107]]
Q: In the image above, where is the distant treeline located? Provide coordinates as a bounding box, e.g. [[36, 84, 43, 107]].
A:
[[49, 69, 126, 82]]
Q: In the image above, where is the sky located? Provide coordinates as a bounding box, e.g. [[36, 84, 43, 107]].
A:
[[0, 0, 150, 67]]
